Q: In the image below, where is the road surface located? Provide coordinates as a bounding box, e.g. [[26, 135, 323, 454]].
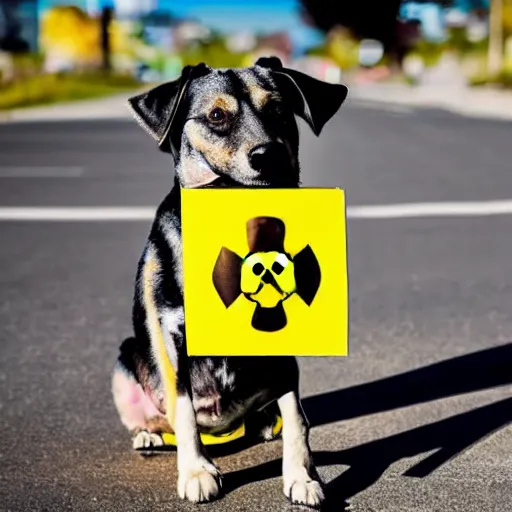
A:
[[0, 101, 511, 511]]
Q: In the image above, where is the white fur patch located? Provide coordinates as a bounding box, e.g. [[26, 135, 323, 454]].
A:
[[111, 366, 161, 432], [174, 395, 222, 502], [175, 394, 202, 460], [132, 430, 164, 450], [159, 214, 184, 292], [178, 151, 220, 189], [214, 359, 235, 390], [178, 462, 222, 503], [278, 391, 324, 507], [160, 307, 184, 369]]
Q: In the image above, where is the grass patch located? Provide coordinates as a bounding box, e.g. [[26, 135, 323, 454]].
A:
[[0, 72, 141, 111], [470, 70, 512, 88]]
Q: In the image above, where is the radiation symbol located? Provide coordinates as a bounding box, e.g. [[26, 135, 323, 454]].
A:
[[212, 217, 321, 332]]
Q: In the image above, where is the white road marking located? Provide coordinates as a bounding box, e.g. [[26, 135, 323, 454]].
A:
[[0, 207, 155, 221], [0, 166, 84, 178], [1, 201, 512, 221], [347, 200, 512, 219]]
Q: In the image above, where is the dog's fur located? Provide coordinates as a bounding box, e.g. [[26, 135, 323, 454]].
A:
[[111, 57, 347, 507]]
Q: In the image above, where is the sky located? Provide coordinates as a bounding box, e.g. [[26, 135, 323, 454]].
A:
[[400, 2, 446, 40], [400, 0, 490, 41], [36, 0, 492, 52], [164, 0, 324, 53], [38, 0, 325, 55]]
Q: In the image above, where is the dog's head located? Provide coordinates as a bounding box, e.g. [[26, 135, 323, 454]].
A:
[[128, 57, 348, 188]]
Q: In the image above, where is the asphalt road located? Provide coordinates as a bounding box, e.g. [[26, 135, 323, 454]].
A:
[[0, 102, 511, 512]]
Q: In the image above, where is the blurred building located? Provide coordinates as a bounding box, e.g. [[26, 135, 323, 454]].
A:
[[400, 0, 490, 42], [172, 20, 211, 51], [1, 0, 38, 52], [81, 0, 156, 17], [111, 0, 157, 18], [139, 10, 176, 50], [400, 2, 445, 41], [254, 32, 293, 63], [292, 55, 343, 82]]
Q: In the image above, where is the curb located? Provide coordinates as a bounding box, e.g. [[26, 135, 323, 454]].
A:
[[0, 112, 132, 124], [0, 111, 12, 122], [349, 85, 512, 121], [0, 92, 136, 124]]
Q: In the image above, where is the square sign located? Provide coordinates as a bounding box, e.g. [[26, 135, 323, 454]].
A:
[[181, 188, 348, 356]]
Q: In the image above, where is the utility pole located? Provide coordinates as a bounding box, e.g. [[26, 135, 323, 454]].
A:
[[488, 0, 503, 76], [100, 6, 113, 73]]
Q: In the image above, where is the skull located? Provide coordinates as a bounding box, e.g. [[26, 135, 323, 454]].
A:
[[241, 251, 296, 308], [212, 217, 321, 332]]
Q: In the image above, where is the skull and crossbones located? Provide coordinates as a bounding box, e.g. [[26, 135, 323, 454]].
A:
[[212, 217, 321, 332]]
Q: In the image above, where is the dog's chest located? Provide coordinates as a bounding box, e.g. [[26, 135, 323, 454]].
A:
[[188, 357, 267, 431]]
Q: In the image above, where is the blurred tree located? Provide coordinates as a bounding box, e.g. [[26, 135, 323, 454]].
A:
[[300, 0, 492, 67], [0, 1, 30, 53], [300, 1, 402, 50], [300, 0, 427, 69], [488, 0, 502, 74], [40, 6, 101, 71], [300, 0, 489, 43], [100, 7, 113, 72], [180, 34, 247, 69], [505, 0, 512, 34]]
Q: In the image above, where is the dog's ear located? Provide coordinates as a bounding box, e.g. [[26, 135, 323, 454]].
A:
[[255, 57, 348, 136], [127, 63, 210, 154]]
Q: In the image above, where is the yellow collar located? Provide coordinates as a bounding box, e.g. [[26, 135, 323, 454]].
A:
[[161, 414, 282, 447]]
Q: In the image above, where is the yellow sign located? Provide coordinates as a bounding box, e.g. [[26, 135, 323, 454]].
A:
[[181, 188, 348, 356]]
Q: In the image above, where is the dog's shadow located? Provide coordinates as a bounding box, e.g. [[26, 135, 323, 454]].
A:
[[222, 343, 512, 510]]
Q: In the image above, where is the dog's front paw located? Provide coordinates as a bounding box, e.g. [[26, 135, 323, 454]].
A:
[[178, 458, 222, 503], [132, 430, 164, 450], [284, 476, 325, 508]]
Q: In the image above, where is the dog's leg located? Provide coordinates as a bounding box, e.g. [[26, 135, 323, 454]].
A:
[[174, 387, 222, 502], [142, 248, 222, 502], [153, 309, 223, 502], [278, 390, 324, 508], [111, 362, 168, 450], [112, 337, 172, 451], [159, 313, 223, 503]]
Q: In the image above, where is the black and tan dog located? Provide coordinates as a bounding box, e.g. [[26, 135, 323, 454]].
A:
[[112, 57, 347, 507]]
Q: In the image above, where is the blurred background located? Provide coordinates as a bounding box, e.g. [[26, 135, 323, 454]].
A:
[[0, 0, 511, 109]]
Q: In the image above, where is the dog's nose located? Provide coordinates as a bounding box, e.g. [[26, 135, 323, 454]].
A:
[[249, 143, 289, 173]]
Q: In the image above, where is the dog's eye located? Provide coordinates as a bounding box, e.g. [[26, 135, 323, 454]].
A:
[[252, 263, 264, 276], [208, 107, 229, 124]]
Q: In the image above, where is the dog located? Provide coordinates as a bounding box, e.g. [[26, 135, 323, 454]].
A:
[[111, 56, 348, 508]]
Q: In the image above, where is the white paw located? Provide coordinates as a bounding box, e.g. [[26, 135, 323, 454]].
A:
[[260, 424, 278, 441], [178, 458, 222, 503], [284, 477, 325, 508], [132, 430, 164, 450]]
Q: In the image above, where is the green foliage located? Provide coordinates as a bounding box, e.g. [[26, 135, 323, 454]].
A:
[[409, 40, 445, 67], [408, 26, 489, 70], [11, 53, 44, 76], [306, 45, 326, 58], [446, 27, 487, 55], [179, 36, 248, 69], [0, 53, 44, 83], [0, 72, 140, 110], [470, 69, 512, 87]]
